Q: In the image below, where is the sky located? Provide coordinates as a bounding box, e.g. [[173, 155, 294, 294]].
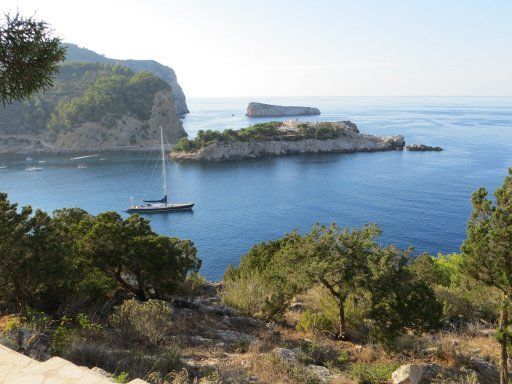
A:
[[3, 0, 512, 97]]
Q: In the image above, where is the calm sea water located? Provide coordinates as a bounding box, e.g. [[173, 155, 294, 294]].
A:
[[1, 97, 511, 279]]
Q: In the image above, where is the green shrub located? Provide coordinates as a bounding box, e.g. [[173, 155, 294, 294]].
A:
[[299, 341, 339, 366], [348, 361, 400, 384], [178, 272, 207, 296], [110, 299, 173, 346], [410, 252, 501, 324], [115, 372, 129, 383], [297, 309, 337, 335], [222, 231, 309, 319], [152, 349, 181, 373], [221, 273, 269, 316]]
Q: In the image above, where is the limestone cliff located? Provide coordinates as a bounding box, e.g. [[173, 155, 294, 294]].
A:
[[246, 102, 321, 117]]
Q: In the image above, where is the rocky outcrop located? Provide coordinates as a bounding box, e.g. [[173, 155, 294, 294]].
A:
[[246, 102, 320, 117], [406, 144, 443, 151], [64, 43, 189, 115], [0, 345, 147, 383], [0, 91, 186, 153], [171, 131, 405, 162], [149, 91, 187, 143]]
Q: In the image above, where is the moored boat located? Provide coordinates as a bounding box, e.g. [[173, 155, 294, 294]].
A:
[[126, 126, 194, 214], [25, 166, 42, 172]]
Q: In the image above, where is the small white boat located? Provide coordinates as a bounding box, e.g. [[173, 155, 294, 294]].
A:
[[25, 166, 42, 172], [77, 164, 88, 169], [25, 157, 33, 162], [0, 164, 7, 169], [70, 154, 99, 161], [38, 160, 46, 164]]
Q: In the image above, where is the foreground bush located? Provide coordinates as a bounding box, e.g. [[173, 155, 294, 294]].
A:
[[0, 193, 200, 314], [110, 299, 173, 347]]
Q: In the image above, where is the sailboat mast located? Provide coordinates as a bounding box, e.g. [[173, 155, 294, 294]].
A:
[[160, 126, 168, 198]]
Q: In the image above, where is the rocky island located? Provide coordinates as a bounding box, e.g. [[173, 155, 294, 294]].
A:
[[171, 120, 405, 161], [406, 144, 444, 151], [246, 102, 321, 117]]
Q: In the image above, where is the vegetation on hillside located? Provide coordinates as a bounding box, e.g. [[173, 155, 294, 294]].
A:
[[223, 223, 443, 345], [1, 168, 512, 383], [173, 121, 355, 152], [0, 62, 169, 137], [0, 12, 66, 105]]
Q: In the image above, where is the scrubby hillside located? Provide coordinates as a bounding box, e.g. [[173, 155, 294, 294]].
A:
[[64, 43, 189, 115], [0, 62, 186, 152]]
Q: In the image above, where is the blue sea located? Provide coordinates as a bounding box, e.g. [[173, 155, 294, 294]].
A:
[[1, 97, 511, 279]]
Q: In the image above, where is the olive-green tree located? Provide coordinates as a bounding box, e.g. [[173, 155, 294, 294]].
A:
[[81, 212, 200, 300], [0, 195, 79, 311], [0, 12, 66, 105], [462, 168, 512, 384], [302, 224, 441, 341], [302, 224, 382, 339]]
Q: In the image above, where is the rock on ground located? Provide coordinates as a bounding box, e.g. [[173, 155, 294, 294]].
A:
[[392, 364, 424, 384], [470, 357, 499, 384]]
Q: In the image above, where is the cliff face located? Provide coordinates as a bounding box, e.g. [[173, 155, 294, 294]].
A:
[[64, 43, 189, 115], [171, 132, 405, 161], [0, 90, 186, 153], [45, 91, 186, 152], [246, 102, 321, 117]]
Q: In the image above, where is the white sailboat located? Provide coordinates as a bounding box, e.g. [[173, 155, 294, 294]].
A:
[[126, 127, 194, 213]]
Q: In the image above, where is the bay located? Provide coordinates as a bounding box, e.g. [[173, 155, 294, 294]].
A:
[[1, 96, 511, 279]]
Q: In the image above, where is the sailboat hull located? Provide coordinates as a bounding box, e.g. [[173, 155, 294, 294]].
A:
[[126, 203, 194, 214]]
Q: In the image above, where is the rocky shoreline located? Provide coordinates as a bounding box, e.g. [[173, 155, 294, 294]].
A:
[[171, 131, 405, 162]]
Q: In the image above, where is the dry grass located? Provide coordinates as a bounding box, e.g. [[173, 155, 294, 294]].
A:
[[0, 314, 21, 333]]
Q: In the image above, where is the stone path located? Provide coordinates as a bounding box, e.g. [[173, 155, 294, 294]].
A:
[[0, 345, 147, 384]]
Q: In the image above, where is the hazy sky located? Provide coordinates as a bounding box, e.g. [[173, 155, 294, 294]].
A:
[[4, 0, 512, 97]]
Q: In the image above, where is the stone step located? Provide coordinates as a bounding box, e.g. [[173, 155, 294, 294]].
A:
[[0, 345, 147, 383]]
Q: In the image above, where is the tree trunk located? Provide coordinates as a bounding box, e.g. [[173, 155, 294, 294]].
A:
[[499, 302, 509, 384], [338, 300, 347, 340]]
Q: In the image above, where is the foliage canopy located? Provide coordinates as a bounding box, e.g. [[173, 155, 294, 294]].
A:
[[0, 193, 200, 314], [0, 12, 66, 105]]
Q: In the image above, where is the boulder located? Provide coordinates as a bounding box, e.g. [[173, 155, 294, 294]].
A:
[[306, 364, 335, 383], [391, 364, 424, 384], [216, 330, 254, 344], [470, 357, 499, 384], [272, 347, 299, 364], [406, 144, 443, 151], [422, 363, 441, 380]]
